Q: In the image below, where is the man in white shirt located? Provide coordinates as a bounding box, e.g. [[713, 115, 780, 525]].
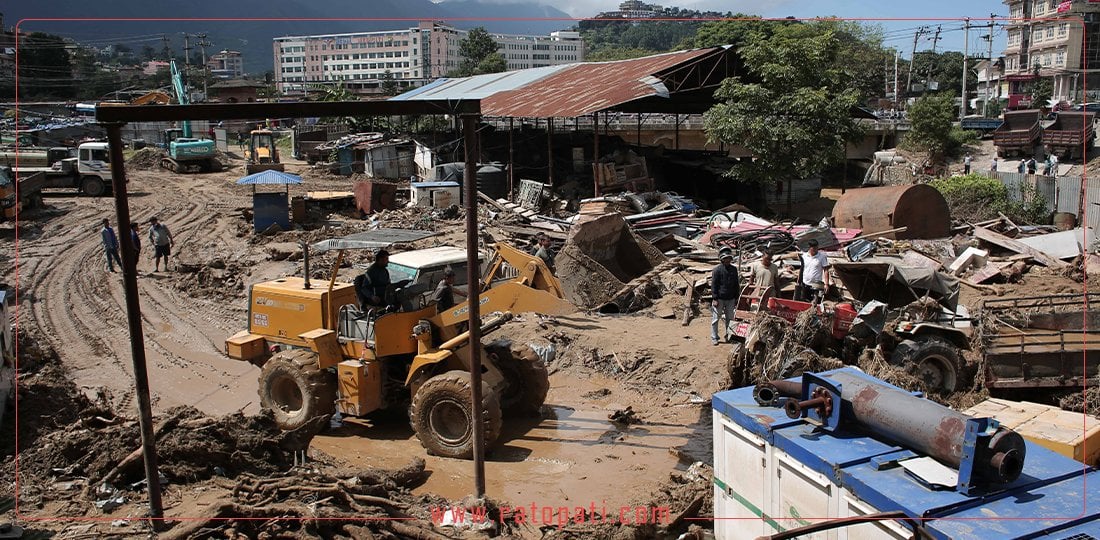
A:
[[797, 239, 830, 302]]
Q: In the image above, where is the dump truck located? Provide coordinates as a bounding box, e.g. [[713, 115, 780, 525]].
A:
[[978, 293, 1099, 391], [1042, 111, 1095, 160], [224, 238, 574, 459], [993, 109, 1043, 158], [0, 146, 75, 169], [960, 115, 1003, 137], [0, 142, 113, 198], [0, 166, 46, 221]]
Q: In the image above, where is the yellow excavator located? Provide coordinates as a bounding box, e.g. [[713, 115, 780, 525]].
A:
[[245, 129, 285, 174], [225, 238, 573, 459], [130, 91, 171, 106]]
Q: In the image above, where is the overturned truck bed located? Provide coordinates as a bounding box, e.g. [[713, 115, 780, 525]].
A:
[[979, 293, 1100, 389]]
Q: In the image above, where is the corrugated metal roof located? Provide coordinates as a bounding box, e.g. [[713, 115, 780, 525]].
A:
[[391, 48, 722, 117], [391, 64, 573, 101], [485, 48, 717, 118]]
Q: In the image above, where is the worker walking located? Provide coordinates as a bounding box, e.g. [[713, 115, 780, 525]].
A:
[[130, 222, 141, 271], [100, 219, 123, 273], [963, 153, 972, 174], [710, 247, 740, 346], [989, 157, 998, 175], [148, 217, 174, 272], [431, 267, 467, 313], [797, 239, 831, 303]]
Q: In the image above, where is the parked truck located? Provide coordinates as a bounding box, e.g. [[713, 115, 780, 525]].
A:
[[960, 115, 1003, 137], [993, 109, 1043, 158], [0, 146, 75, 169], [8, 141, 115, 197], [1042, 111, 1095, 160]]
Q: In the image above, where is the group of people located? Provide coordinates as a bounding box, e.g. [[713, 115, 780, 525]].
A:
[[708, 239, 831, 346], [99, 217, 174, 274], [1011, 154, 1058, 176]]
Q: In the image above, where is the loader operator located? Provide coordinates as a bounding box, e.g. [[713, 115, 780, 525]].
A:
[[356, 249, 391, 308]]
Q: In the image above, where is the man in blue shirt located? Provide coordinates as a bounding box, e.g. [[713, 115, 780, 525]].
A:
[[710, 247, 740, 345], [101, 219, 123, 273]]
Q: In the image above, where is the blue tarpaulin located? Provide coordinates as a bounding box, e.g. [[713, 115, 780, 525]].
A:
[[235, 170, 302, 185]]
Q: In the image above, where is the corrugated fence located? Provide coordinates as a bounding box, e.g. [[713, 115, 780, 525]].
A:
[[992, 172, 1100, 230]]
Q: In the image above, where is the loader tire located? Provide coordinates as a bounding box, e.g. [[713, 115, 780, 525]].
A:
[[258, 349, 336, 431], [410, 370, 501, 459], [890, 337, 963, 393], [486, 340, 550, 416]]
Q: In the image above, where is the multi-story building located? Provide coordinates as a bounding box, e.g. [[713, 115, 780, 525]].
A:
[[207, 50, 244, 79], [1003, 0, 1100, 105], [595, 0, 664, 19], [272, 21, 584, 96]]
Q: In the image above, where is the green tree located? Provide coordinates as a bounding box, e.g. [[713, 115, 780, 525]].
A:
[[703, 26, 864, 193], [380, 70, 399, 96], [1031, 76, 1053, 108], [18, 32, 75, 99], [452, 27, 506, 77], [904, 93, 957, 159]]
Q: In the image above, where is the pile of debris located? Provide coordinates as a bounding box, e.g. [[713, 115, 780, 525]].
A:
[[126, 147, 165, 170]]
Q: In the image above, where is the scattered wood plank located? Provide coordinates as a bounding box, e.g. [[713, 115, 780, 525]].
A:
[[973, 226, 1068, 269], [681, 274, 694, 326]]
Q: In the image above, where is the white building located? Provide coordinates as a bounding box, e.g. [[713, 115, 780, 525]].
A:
[[272, 21, 584, 96]]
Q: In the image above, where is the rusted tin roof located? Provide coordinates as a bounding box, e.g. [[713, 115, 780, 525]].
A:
[[483, 48, 717, 118], [390, 47, 733, 118]]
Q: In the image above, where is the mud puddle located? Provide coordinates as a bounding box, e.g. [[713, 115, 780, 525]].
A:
[[311, 372, 712, 510]]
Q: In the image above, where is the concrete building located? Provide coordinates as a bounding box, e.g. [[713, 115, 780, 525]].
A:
[[207, 50, 244, 79], [1002, 0, 1100, 105], [595, 0, 664, 19], [272, 21, 584, 96]]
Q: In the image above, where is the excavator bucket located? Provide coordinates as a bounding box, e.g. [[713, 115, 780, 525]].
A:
[[556, 213, 667, 311]]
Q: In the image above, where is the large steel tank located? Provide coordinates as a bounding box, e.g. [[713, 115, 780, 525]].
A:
[[831, 184, 951, 240]]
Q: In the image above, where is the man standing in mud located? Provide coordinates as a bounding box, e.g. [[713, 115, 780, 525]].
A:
[[710, 247, 740, 346], [148, 217, 174, 272], [101, 219, 123, 273]]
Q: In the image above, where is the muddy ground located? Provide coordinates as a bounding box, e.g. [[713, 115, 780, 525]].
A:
[[1, 150, 1091, 538]]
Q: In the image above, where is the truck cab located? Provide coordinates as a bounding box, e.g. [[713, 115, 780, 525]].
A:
[[74, 142, 113, 196]]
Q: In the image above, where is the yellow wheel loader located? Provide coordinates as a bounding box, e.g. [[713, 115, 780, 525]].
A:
[[225, 237, 573, 459], [245, 129, 285, 174]]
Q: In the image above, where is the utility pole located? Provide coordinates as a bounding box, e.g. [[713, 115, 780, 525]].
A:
[[161, 34, 171, 61], [197, 33, 211, 100], [907, 27, 927, 104], [962, 18, 970, 121], [983, 15, 996, 116], [894, 50, 900, 109], [926, 25, 943, 92]]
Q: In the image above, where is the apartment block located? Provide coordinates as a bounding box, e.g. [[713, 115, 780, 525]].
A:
[[272, 21, 584, 96], [1003, 0, 1100, 103], [207, 50, 244, 79]]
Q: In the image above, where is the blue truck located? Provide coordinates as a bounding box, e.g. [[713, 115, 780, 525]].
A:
[[960, 116, 1003, 137]]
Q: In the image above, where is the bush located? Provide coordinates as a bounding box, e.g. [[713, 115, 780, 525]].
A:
[[930, 174, 1050, 224], [930, 174, 1009, 222]]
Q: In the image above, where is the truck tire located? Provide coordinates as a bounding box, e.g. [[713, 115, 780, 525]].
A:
[[410, 370, 501, 459], [486, 340, 550, 417], [81, 176, 106, 197], [258, 349, 336, 431], [890, 337, 963, 393]]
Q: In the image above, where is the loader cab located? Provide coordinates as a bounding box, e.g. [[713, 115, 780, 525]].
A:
[[250, 130, 278, 163], [164, 128, 183, 146]]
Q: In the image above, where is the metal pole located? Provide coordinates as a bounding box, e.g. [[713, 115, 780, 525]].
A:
[[906, 27, 925, 105], [636, 112, 641, 145], [461, 114, 485, 498], [508, 117, 514, 199], [674, 113, 680, 149], [547, 117, 554, 187], [961, 18, 970, 122], [104, 123, 164, 522], [593, 112, 600, 197], [894, 50, 900, 109]]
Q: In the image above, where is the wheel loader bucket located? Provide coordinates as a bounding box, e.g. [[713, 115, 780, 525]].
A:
[[556, 213, 666, 310], [247, 163, 286, 174]]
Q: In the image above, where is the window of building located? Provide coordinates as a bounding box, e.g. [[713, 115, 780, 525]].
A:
[[1046, 25, 1054, 38], [1059, 22, 1069, 35], [1056, 51, 1066, 65]]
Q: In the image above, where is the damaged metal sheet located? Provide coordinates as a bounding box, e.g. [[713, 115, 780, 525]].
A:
[[831, 258, 960, 311]]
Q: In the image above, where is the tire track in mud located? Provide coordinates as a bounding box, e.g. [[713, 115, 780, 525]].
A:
[[19, 170, 259, 415]]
